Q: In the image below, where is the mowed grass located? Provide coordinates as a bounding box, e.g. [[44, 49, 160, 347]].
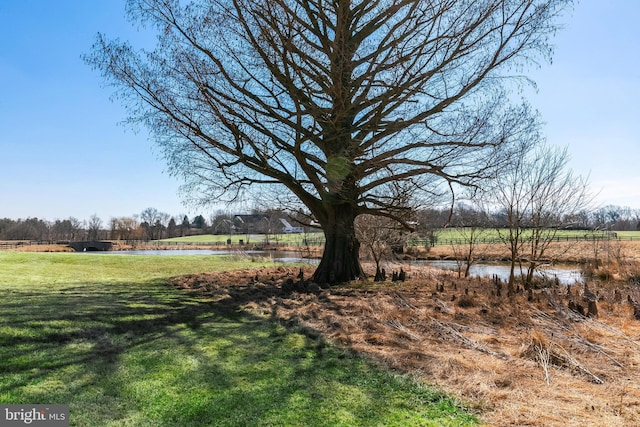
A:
[[413, 228, 640, 245], [160, 229, 640, 249], [160, 233, 325, 245], [0, 252, 476, 426]]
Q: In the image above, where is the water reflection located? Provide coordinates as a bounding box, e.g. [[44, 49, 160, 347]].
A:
[[421, 260, 582, 285]]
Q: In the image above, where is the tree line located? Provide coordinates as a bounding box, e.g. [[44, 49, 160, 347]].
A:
[[1, 203, 638, 243], [0, 209, 205, 242]]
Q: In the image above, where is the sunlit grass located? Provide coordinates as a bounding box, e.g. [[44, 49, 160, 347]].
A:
[[157, 229, 640, 249], [0, 252, 270, 288], [159, 232, 325, 245], [409, 228, 640, 245], [0, 252, 476, 426]]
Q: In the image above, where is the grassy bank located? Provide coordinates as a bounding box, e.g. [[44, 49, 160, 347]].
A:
[[0, 252, 475, 426]]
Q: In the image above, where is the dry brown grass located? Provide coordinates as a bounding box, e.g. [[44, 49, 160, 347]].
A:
[[9, 244, 74, 252], [173, 262, 640, 427], [422, 239, 640, 264]]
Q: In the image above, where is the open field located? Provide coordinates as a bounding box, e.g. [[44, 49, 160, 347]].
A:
[[412, 229, 640, 247], [158, 229, 640, 249], [0, 252, 475, 426], [612, 231, 640, 238]]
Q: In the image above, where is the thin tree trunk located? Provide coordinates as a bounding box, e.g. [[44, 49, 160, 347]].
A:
[[508, 247, 518, 295], [525, 262, 536, 289], [464, 259, 472, 278]]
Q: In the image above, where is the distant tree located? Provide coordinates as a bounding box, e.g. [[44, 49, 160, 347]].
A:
[[140, 207, 170, 240], [51, 217, 83, 241], [180, 215, 191, 237], [3, 218, 50, 241], [633, 209, 640, 231], [87, 214, 103, 241], [449, 203, 491, 278], [88, 0, 573, 283], [51, 219, 73, 241], [151, 219, 163, 239], [491, 144, 592, 290], [522, 146, 592, 286], [109, 218, 119, 240], [564, 209, 591, 230], [618, 207, 636, 231], [413, 207, 451, 248], [0, 218, 15, 239], [167, 217, 178, 238], [593, 205, 640, 231], [356, 214, 409, 281], [110, 216, 141, 242], [192, 215, 206, 229], [262, 211, 284, 245]]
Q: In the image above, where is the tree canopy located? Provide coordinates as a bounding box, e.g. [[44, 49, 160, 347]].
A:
[[86, 0, 573, 283]]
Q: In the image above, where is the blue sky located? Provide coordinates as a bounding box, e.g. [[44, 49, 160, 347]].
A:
[[1, 1, 639, 222]]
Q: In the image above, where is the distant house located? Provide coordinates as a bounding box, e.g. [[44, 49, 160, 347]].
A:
[[212, 219, 234, 235], [233, 214, 270, 234], [231, 213, 307, 234], [279, 218, 303, 233]]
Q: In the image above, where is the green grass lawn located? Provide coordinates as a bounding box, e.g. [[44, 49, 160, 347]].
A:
[[160, 229, 640, 249], [410, 228, 640, 246], [612, 230, 640, 238], [0, 252, 476, 426], [159, 233, 325, 246]]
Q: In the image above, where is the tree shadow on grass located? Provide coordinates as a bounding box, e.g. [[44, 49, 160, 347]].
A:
[[0, 279, 475, 426]]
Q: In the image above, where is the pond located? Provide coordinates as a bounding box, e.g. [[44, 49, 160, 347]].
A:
[[97, 250, 582, 284], [421, 260, 583, 285]]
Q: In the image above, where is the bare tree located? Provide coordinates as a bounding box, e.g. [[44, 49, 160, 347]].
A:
[[4, 218, 50, 241], [522, 146, 592, 285], [414, 207, 451, 249], [140, 207, 170, 240], [492, 144, 592, 291], [110, 216, 142, 243], [51, 217, 83, 242], [262, 210, 285, 245], [356, 214, 409, 281], [87, 0, 572, 283], [87, 214, 103, 241], [449, 203, 491, 278]]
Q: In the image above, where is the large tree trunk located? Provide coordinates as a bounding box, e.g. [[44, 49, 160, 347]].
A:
[[312, 203, 365, 284]]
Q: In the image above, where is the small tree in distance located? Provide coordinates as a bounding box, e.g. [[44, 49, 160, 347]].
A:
[[449, 204, 491, 278], [192, 215, 207, 229], [87, 0, 573, 283], [491, 144, 593, 291], [356, 214, 410, 281], [87, 214, 103, 241]]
